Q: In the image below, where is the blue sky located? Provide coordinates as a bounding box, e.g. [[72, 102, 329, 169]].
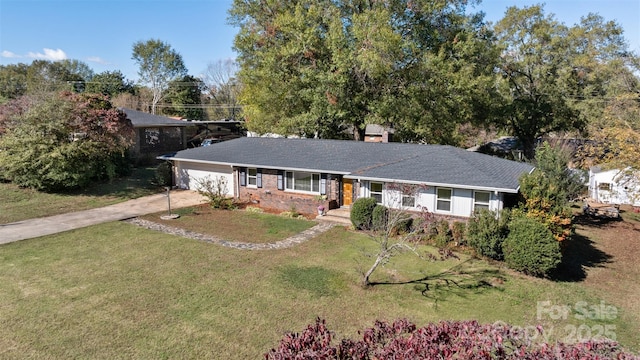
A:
[[1, 0, 638, 82]]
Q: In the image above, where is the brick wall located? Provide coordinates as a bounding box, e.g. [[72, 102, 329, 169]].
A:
[[237, 169, 338, 215]]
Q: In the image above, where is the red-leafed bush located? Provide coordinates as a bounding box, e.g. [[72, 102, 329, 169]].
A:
[[265, 318, 638, 360], [0, 92, 134, 190]]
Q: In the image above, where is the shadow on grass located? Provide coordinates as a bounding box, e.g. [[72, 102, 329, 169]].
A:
[[549, 229, 613, 283], [369, 260, 505, 304], [573, 212, 622, 228]]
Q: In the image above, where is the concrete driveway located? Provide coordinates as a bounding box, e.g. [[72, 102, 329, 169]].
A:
[[0, 190, 208, 245]]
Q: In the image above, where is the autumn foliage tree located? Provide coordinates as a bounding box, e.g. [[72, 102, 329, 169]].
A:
[[0, 91, 134, 191], [516, 142, 581, 242]]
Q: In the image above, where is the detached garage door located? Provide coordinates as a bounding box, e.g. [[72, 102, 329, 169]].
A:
[[175, 161, 234, 196]]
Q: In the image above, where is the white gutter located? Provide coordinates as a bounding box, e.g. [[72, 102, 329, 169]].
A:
[[161, 157, 351, 175], [346, 175, 522, 194]]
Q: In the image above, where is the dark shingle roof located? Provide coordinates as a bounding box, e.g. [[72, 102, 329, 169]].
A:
[[163, 137, 534, 192], [122, 108, 192, 127]]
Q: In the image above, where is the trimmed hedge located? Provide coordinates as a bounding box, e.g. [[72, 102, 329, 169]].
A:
[[466, 209, 510, 260], [371, 205, 388, 231], [503, 216, 561, 277], [350, 197, 378, 230]]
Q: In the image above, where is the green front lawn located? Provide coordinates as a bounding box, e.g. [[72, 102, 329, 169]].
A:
[[141, 205, 316, 243], [0, 167, 162, 224], [0, 217, 637, 359]]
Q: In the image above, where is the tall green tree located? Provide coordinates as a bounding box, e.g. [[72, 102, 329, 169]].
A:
[[163, 75, 206, 120], [230, 0, 499, 142], [23, 59, 94, 94], [1, 60, 95, 101], [567, 14, 640, 172], [0, 92, 134, 191], [131, 39, 188, 114], [0, 64, 28, 102], [494, 5, 584, 159], [85, 70, 135, 98], [494, 6, 637, 159], [59, 59, 95, 92]]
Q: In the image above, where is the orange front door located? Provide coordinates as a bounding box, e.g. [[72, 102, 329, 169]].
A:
[[342, 179, 353, 206]]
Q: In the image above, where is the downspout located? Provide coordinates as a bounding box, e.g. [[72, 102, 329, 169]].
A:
[[234, 167, 240, 200]]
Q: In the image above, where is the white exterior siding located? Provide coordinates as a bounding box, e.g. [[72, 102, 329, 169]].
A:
[[174, 161, 234, 197], [452, 189, 473, 216], [360, 181, 505, 218], [418, 187, 436, 212], [589, 168, 640, 206]]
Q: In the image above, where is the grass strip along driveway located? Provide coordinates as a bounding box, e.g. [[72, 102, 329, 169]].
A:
[[0, 167, 161, 224]]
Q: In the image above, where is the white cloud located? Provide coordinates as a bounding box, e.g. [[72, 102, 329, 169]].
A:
[[87, 56, 110, 65], [1, 50, 20, 58], [27, 48, 67, 61]]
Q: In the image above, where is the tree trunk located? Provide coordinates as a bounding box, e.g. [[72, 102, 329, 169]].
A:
[[363, 254, 384, 287], [521, 137, 537, 160]]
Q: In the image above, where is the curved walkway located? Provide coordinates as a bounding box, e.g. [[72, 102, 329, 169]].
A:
[[125, 218, 337, 250]]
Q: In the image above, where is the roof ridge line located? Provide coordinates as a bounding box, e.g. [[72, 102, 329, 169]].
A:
[[351, 154, 420, 175]]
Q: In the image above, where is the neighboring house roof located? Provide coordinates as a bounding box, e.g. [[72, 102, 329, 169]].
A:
[[161, 137, 534, 193], [122, 108, 193, 128], [467, 136, 521, 153]]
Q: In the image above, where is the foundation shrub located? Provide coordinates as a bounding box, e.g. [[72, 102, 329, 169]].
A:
[[503, 216, 562, 277], [350, 197, 378, 230], [466, 209, 510, 260], [451, 221, 466, 245], [371, 205, 388, 232]]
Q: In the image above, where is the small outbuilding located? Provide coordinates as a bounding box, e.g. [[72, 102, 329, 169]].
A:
[[589, 166, 640, 206]]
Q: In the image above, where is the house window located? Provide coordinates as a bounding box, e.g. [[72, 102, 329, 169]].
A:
[[436, 188, 452, 212], [598, 183, 611, 191], [370, 182, 383, 204], [247, 168, 257, 187], [474, 191, 491, 212], [144, 127, 160, 145], [400, 186, 416, 208], [402, 193, 416, 207], [285, 171, 320, 193]]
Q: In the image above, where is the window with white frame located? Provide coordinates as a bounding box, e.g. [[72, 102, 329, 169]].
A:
[[474, 191, 490, 212], [370, 182, 383, 204], [247, 168, 257, 187], [285, 171, 320, 193], [598, 183, 611, 191], [436, 188, 452, 212], [401, 187, 416, 208]]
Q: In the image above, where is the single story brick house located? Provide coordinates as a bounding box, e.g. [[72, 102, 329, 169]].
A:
[[159, 137, 534, 218]]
